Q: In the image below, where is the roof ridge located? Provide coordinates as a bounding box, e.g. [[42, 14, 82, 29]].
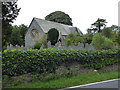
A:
[[34, 17, 73, 27]]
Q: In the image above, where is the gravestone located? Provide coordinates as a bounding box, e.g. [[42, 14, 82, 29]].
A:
[[47, 41, 51, 48], [71, 45, 77, 49], [7, 45, 10, 50], [55, 42, 59, 47], [77, 43, 84, 49], [10, 44, 13, 49], [40, 44, 44, 50], [62, 42, 66, 46], [85, 43, 89, 49], [21, 45, 24, 50], [85, 43, 95, 50], [53, 46, 58, 50]]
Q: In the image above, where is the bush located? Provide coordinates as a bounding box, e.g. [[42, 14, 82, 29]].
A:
[[91, 33, 115, 50], [65, 33, 84, 47], [33, 41, 42, 49], [2, 48, 118, 76], [65, 39, 72, 47], [48, 28, 59, 45]]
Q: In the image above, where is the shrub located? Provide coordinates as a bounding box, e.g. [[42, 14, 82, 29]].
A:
[[91, 33, 115, 50], [65, 33, 84, 47], [48, 28, 59, 45], [65, 39, 72, 47], [33, 41, 42, 49], [2, 49, 118, 76]]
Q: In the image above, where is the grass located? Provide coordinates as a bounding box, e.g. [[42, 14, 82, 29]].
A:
[[7, 71, 119, 89]]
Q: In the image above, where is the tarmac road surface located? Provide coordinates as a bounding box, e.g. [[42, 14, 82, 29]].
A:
[[60, 79, 119, 90]]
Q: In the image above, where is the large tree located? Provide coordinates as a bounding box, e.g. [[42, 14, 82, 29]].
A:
[[88, 18, 107, 34], [2, 1, 20, 50], [45, 11, 73, 26], [10, 24, 27, 46]]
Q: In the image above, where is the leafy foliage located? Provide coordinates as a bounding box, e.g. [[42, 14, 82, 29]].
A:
[[10, 25, 27, 46], [10, 27, 23, 46], [33, 41, 42, 49], [48, 28, 59, 45], [65, 33, 87, 48], [2, 2, 20, 50], [87, 18, 107, 34], [91, 33, 115, 50], [2, 49, 118, 76], [45, 11, 73, 26], [101, 27, 112, 38]]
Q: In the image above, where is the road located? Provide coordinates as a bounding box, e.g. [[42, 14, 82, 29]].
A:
[[61, 79, 119, 90]]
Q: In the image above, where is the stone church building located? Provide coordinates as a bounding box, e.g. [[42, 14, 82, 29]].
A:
[[25, 18, 83, 47]]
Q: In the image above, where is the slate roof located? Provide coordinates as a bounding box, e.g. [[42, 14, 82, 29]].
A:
[[29, 17, 83, 36]]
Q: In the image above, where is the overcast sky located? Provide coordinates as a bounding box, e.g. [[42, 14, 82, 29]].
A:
[[13, 0, 119, 34]]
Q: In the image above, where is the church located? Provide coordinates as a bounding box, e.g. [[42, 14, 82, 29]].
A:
[[25, 18, 83, 47]]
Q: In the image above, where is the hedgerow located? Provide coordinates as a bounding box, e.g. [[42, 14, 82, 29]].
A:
[[2, 48, 119, 76]]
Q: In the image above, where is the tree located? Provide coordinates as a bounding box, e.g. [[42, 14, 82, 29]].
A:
[[65, 33, 76, 47], [45, 11, 73, 26], [88, 18, 107, 34], [91, 33, 114, 50], [10, 26, 23, 46], [48, 28, 59, 45], [116, 31, 120, 47], [101, 27, 112, 38], [84, 33, 93, 44], [10, 24, 27, 46], [101, 25, 120, 47], [19, 24, 27, 40], [18, 24, 27, 45], [65, 33, 87, 48], [2, 2, 20, 50]]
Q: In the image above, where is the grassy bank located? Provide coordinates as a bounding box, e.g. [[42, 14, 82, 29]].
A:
[[8, 71, 118, 88]]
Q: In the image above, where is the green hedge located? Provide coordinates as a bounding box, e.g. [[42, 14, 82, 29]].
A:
[[2, 48, 119, 76]]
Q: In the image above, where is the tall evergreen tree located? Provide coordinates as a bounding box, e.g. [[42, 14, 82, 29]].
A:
[[91, 18, 107, 33], [2, 1, 20, 50], [87, 18, 107, 34]]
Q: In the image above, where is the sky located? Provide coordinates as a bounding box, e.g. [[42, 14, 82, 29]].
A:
[[13, 0, 119, 34]]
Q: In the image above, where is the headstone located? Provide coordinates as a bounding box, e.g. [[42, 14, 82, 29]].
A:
[[47, 41, 51, 48], [40, 44, 44, 50], [10, 44, 13, 48], [16, 45, 19, 49], [21, 45, 24, 50], [62, 42, 66, 46], [91, 46, 95, 49], [53, 47, 58, 50], [7, 45, 10, 50], [55, 42, 59, 47], [85, 43, 95, 50], [85, 43, 89, 49], [77, 43, 84, 49]]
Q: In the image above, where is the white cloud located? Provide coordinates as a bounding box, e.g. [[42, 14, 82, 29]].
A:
[[13, 0, 119, 34]]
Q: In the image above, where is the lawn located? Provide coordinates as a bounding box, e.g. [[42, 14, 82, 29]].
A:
[[7, 71, 118, 89]]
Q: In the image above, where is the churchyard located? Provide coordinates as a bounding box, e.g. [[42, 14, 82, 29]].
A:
[[6, 41, 95, 50], [2, 42, 119, 88], [2, 22, 120, 88], [2, 8, 120, 89], [2, 23, 120, 88]]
